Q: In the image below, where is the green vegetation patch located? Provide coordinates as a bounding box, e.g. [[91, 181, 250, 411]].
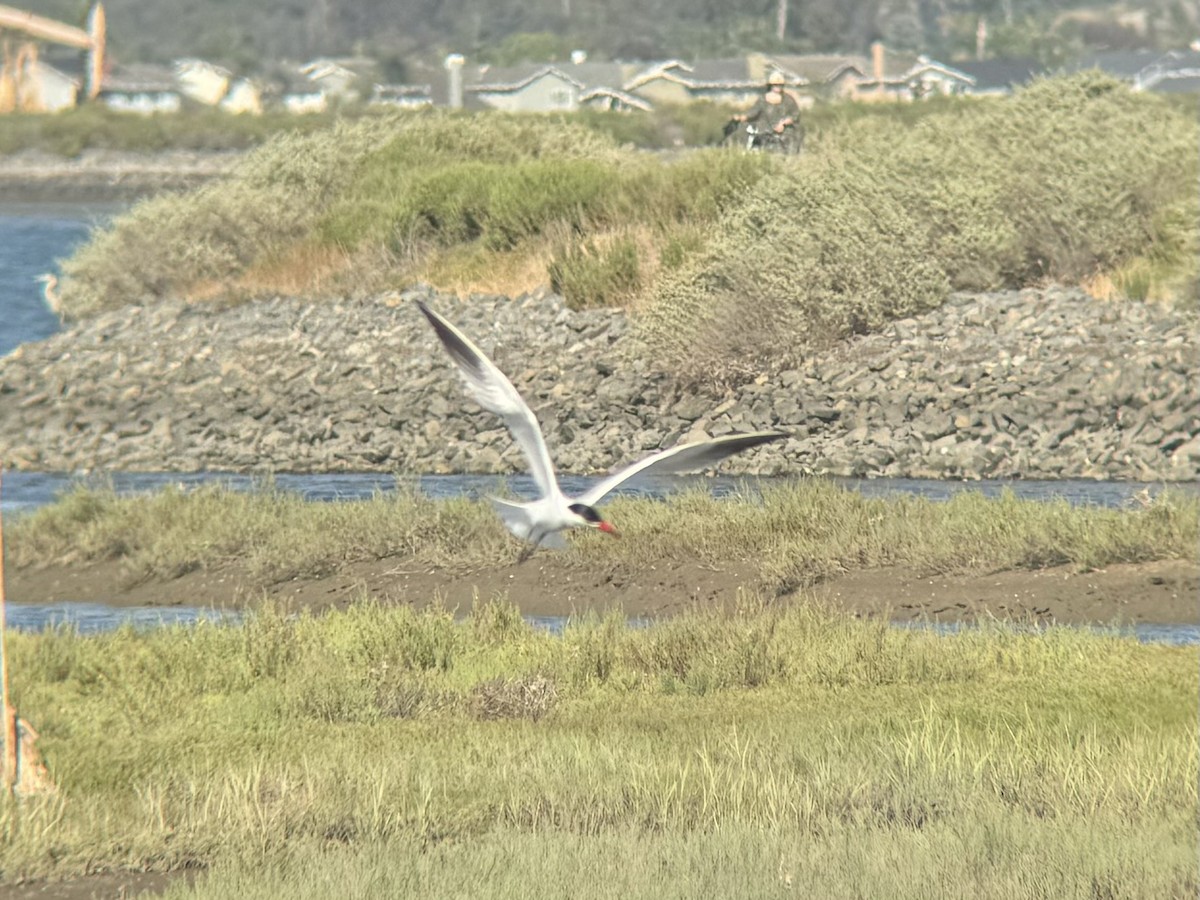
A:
[[638, 73, 1199, 386], [59, 116, 404, 316], [8, 481, 1196, 592], [0, 597, 1194, 896], [56, 113, 773, 315], [50, 75, 1198, 351]]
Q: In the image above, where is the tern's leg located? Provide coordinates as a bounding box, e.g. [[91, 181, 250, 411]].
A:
[[517, 531, 546, 564]]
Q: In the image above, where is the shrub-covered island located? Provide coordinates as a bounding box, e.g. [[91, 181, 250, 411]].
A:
[[1, 73, 1195, 480]]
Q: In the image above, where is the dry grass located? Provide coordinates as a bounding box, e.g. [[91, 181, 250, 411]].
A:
[[7, 482, 1196, 595]]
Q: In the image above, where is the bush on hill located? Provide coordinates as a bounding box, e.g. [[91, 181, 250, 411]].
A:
[[54, 74, 1196, 374], [636, 72, 1198, 386]]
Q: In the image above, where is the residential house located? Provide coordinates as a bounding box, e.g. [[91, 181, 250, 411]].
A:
[[851, 45, 975, 99], [950, 58, 1042, 96], [220, 77, 262, 114], [299, 58, 373, 102], [467, 64, 587, 112], [623, 57, 807, 107], [258, 66, 325, 113], [769, 54, 866, 100], [368, 82, 434, 109], [99, 63, 181, 113], [1133, 49, 1200, 93], [175, 58, 231, 106], [18, 57, 79, 112], [579, 86, 651, 112]]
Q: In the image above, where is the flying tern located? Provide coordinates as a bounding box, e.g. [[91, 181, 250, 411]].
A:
[[417, 301, 788, 561]]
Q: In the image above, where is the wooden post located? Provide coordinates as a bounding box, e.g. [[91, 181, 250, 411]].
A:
[[0, 468, 16, 797]]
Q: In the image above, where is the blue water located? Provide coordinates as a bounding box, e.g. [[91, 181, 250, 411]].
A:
[[0, 202, 117, 357], [3, 602, 239, 634], [1, 468, 1193, 519], [3, 604, 1194, 646]]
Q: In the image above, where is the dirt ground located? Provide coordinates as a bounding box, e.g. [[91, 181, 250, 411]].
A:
[[0, 872, 193, 900], [8, 555, 1198, 627]]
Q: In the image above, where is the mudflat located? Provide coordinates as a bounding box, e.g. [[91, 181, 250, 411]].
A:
[[8, 556, 1197, 627]]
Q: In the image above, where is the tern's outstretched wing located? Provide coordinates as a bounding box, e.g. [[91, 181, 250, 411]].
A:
[[417, 302, 560, 500], [574, 431, 788, 507]]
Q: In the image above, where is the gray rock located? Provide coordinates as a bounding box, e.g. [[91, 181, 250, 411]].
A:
[[0, 287, 1196, 482]]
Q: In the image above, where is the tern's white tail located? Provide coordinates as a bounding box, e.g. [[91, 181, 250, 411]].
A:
[[489, 498, 566, 549]]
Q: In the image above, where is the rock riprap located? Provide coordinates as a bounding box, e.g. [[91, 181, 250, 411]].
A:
[[1, 286, 1196, 481]]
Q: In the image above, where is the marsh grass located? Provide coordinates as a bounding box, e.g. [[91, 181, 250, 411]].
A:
[[0, 596, 1193, 896], [8, 481, 1196, 592]]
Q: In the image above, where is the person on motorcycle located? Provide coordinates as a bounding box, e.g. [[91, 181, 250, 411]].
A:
[[731, 72, 802, 153]]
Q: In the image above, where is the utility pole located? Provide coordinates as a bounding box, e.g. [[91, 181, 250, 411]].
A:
[[776, 0, 788, 42], [0, 469, 15, 798]]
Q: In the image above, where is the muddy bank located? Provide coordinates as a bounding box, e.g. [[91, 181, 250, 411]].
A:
[[8, 555, 1197, 627], [0, 150, 237, 203], [0, 286, 1197, 481]]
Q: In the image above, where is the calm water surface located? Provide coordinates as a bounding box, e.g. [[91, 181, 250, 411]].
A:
[[2, 469, 1193, 518], [5, 603, 1196, 646], [0, 202, 119, 356]]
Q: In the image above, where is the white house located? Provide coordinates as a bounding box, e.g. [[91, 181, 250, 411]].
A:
[[100, 63, 182, 113], [23, 59, 79, 112], [175, 58, 232, 106]]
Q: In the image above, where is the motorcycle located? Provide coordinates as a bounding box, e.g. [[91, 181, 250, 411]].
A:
[[722, 119, 804, 155]]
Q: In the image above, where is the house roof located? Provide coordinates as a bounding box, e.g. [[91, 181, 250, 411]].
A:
[[624, 57, 805, 91], [1140, 70, 1200, 92], [687, 58, 759, 86], [951, 58, 1043, 91], [1069, 49, 1165, 79], [102, 63, 178, 94], [175, 58, 232, 79], [469, 64, 585, 92], [768, 54, 864, 83], [1151, 49, 1200, 71], [905, 57, 976, 84], [559, 60, 631, 89], [300, 59, 357, 82], [580, 86, 653, 110]]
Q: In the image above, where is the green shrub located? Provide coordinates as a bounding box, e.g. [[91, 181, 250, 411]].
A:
[[549, 235, 642, 309], [638, 161, 949, 386], [59, 117, 400, 315], [52, 75, 1196, 341], [637, 73, 1198, 385], [367, 158, 612, 252], [843, 73, 1198, 289]]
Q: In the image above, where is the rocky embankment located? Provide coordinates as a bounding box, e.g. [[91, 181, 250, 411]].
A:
[[1, 287, 1197, 480], [0, 150, 237, 203]]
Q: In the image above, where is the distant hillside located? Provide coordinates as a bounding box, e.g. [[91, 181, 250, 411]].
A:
[[25, 0, 1198, 74]]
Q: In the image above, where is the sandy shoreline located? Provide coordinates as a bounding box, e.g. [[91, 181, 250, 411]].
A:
[[0, 149, 236, 203]]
